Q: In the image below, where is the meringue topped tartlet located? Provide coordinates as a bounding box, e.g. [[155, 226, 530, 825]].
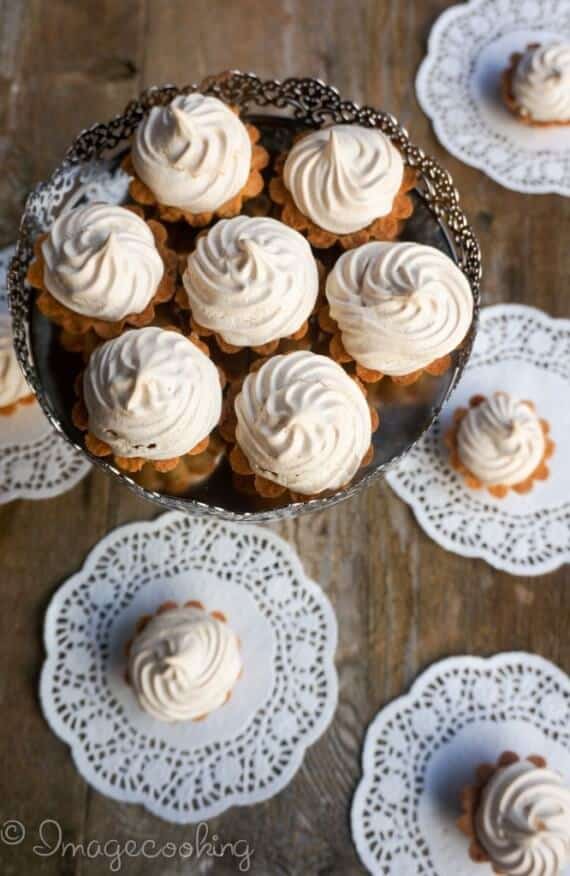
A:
[[502, 42, 570, 126], [182, 216, 320, 355], [26, 203, 176, 339], [459, 751, 570, 875], [73, 326, 223, 473], [125, 93, 269, 225], [269, 123, 417, 249], [324, 241, 473, 385], [229, 350, 377, 498], [127, 601, 242, 723], [446, 392, 555, 498], [0, 314, 34, 415]]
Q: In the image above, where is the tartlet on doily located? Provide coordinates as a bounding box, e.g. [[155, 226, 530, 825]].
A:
[[125, 600, 242, 723], [123, 93, 269, 227], [71, 326, 224, 473], [458, 750, 570, 874], [225, 350, 379, 500], [0, 314, 35, 416], [26, 204, 177, 340], [445, 392, 555, 498], [322, 241, 473, 385], [179, 215, 321, 356], [269, 124, 417, 250], [502, 42, 570, 127]]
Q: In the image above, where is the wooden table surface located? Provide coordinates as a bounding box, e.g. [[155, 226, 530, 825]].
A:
[[0, 1, 568, 873]]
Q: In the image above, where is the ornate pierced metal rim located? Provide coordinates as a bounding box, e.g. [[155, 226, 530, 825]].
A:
[[8, 70, 481, 522]]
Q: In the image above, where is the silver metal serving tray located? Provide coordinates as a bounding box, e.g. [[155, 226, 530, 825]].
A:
[[8, 71, 481, 521]]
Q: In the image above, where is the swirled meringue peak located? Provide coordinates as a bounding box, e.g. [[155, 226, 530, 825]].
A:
[[326, 241, 473, 375], [235, 350, 372, 495], [131, 94, 252, 212], [83, 327, 221, 460], [0, 315, 31, 408], [513, 43, 570, 123], [41, 203, 164, 321], [476, 760, 570, 876], [128, 605, 242, 723], [283, 124, 404, 234], [183, 216, 319, 346], [457, 393, 545, 487]]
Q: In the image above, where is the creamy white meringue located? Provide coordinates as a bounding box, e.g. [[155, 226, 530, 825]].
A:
[[283, 124, 404, 235], [183, 216, 319, 347], [457, 393, 545, 487], [512, 43, 570, 123], [83, 327, 222, 459], [325, 241, 473, 375], [476, 760, 570, 876], [132, 94, 252, 212], [0, 315, 32, 408], [128, 605, 242, 723], [41, 203, 164, 321], [235, 350, 372, 495]]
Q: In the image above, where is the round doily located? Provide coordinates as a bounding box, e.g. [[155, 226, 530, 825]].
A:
[[386, 304, 570, 576], [352, 652, 570, 876], [416, 0, 570, 195], [40, 511, 338, 823], [0, 245, 90, 504]]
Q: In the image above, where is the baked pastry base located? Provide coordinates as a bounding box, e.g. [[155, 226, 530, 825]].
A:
[[502, 46, 570, 127], [318, 303, 453, 386], [445, 394, 555, 498], [26, 210, 177, 340], [269, 142, 417, 250], [458, 750, 548, 870], [123, 117, 270, 226], [59, 328, 102, 361], [132, 434, 226, 495], [0, 393, 36, 416], [124, 599, 242, 722]]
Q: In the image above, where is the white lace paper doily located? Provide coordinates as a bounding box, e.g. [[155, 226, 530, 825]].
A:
[[416, 0, 570, 195], [386, 304, 570, 576], [352, 652, 570, 876], [40, 511, 338, 823], [0, 245, 90, 504]]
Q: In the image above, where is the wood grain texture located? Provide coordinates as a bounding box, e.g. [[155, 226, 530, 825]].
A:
[[0, 1, 568, 873]]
